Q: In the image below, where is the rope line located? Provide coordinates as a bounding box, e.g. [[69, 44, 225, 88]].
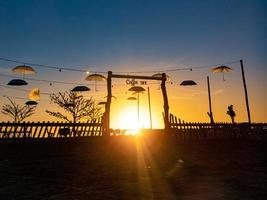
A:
[[0, 57, 240, 74]]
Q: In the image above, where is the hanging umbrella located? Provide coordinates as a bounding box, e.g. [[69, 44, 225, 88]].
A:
[[180, 80, 197, 86], [211, 66, 233, 81], [128, 86, 146, 93], [28, 88, 40, 101], [127, 97, 137, 100], [7, 79, 28, 86], [12, 65, 36, 75], [85, 73, 106, 91], [129, 86, 146, 95], [71, 86, 90, 92], [25, 100, 38, 106]]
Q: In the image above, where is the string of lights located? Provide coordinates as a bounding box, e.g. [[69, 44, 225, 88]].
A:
[[0, 56, 240, 74], [0, 57, 240, 102]]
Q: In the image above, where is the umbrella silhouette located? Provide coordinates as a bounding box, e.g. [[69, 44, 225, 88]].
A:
[[71, 86, 90, 92], [25, 100, 38, 106], [129, 86, 146, 93], [7, 79, 28, 86], [28, 88, 40, 101], [180, 80, 197, 86], [12, 65, 36, 75], [9, 65, 36, 86], [128, 86, 146, 129], [85, 74, 106, 91], [211, 66, 233, 81], [127, 97, 137, 100]]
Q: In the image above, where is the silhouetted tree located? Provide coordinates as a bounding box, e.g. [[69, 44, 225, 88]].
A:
[[46, 91, 102, 122], [227, 105, 236, 124], [1, 97, 36, 122]]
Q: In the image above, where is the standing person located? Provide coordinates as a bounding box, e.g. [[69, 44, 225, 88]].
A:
[[227, 105, 236, 124]]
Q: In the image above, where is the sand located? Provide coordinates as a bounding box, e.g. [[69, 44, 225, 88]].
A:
[[0, 136, 267, 199]]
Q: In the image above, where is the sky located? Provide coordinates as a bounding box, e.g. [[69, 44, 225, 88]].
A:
[[0, 0, 266, 128]]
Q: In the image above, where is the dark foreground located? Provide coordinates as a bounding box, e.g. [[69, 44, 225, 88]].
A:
[[0, 136, 267, 200]]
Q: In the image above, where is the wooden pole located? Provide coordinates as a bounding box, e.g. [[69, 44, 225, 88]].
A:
[[207, 76, 214, 124], [148, 87, 152, 129], [137, 92, 140, 129], [240, 60, 251, 124], [105, 71, 112, 135], [161, 73, 170, 131]]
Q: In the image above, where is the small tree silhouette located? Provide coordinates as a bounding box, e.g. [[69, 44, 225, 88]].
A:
[[1, 97, 36, 122], [46, 91, 102, 123], [227, 105, 236, 124]]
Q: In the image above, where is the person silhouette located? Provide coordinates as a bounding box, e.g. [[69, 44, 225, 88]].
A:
[[227, 105, 236, 124]]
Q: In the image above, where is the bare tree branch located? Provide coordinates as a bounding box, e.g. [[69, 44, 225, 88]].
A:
[[46, 91, 102, 122], [1, 97, 36, 122]]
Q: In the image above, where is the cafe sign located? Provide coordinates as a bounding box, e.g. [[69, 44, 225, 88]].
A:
[[126, 78, 147, 86]]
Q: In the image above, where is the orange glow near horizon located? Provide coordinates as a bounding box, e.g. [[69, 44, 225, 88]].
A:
[[112, 105, 139, 130], [110, 91, 164, 130]]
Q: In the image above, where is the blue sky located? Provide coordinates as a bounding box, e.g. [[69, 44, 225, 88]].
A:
[[0, 0, 266, 124], [0, 0, 266, 67]]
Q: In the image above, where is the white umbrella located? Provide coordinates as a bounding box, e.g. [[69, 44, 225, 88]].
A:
[[12, 65, 36, 75], [211, 66, 233, 81], [85, 73, 106, 91]]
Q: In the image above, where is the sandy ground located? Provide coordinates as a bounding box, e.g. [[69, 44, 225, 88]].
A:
[[0, 136, 267, 200]]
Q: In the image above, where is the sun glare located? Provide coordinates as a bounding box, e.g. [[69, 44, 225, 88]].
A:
[[112, 106, 139, 134]]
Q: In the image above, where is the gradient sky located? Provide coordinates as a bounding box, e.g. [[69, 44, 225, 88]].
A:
[[0, 0, 266, 127]]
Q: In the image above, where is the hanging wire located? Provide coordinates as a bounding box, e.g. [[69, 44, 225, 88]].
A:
[[0, 57, 103, 73], [0, 57, 241, 101], [0, 56, 240, 74]]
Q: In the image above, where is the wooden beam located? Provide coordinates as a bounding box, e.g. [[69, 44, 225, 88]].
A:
[[111, 74, 164, 81]]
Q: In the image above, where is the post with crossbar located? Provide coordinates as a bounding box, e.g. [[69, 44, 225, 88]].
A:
[[161, 73, 170, 133]]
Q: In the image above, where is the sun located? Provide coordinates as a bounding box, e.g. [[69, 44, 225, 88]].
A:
[[111, 105, 139, 133], [110, 96, 164, 133]]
